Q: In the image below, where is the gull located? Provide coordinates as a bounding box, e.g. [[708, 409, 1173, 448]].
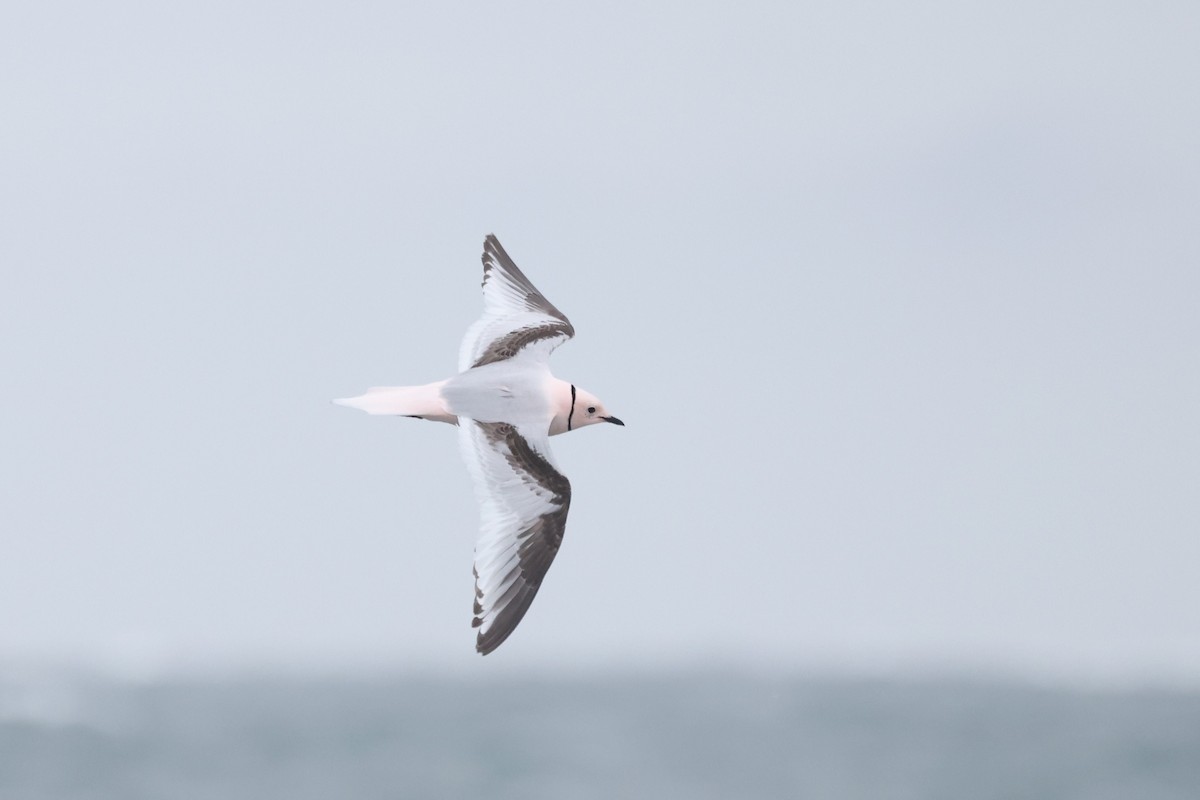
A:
[[335, 235, 624, 655]]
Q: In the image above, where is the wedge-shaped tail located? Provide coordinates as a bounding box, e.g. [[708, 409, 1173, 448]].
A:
[[334, 382, 457, 424]]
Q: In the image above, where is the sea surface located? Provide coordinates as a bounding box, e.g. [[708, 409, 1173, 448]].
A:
[[1, 671, 1197, 799]]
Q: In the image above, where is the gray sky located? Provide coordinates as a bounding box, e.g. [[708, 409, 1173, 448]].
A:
[[2, 1, 1198, 683]]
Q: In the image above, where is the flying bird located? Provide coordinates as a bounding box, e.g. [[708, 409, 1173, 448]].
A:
[[335, 235, 624, 655]]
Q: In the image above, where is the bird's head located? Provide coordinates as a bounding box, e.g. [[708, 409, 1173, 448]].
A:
[[567, 385, 623, 431]]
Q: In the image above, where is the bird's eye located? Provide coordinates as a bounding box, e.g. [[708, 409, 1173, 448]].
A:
[[587, 406, 596, 414]]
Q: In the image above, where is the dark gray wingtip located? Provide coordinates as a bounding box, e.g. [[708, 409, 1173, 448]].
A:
[[479, 234, 574, 328]]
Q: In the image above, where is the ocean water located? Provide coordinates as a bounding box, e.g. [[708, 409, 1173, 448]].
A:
[[1, 672, 1197, 799]]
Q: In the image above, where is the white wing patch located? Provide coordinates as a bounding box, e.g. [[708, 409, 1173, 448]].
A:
[[457, 418, 571, 655], [457, 235, 575, 372]]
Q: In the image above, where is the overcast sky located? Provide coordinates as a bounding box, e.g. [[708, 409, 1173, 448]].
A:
[[2, 1, 1198, 683]]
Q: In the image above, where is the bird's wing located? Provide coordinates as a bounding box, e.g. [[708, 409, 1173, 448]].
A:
[[457, 235, 575, 372], [458, 417, 571, 655]]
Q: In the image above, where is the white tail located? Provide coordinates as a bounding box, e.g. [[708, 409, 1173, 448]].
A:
[[333, 382, 457, 424]]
